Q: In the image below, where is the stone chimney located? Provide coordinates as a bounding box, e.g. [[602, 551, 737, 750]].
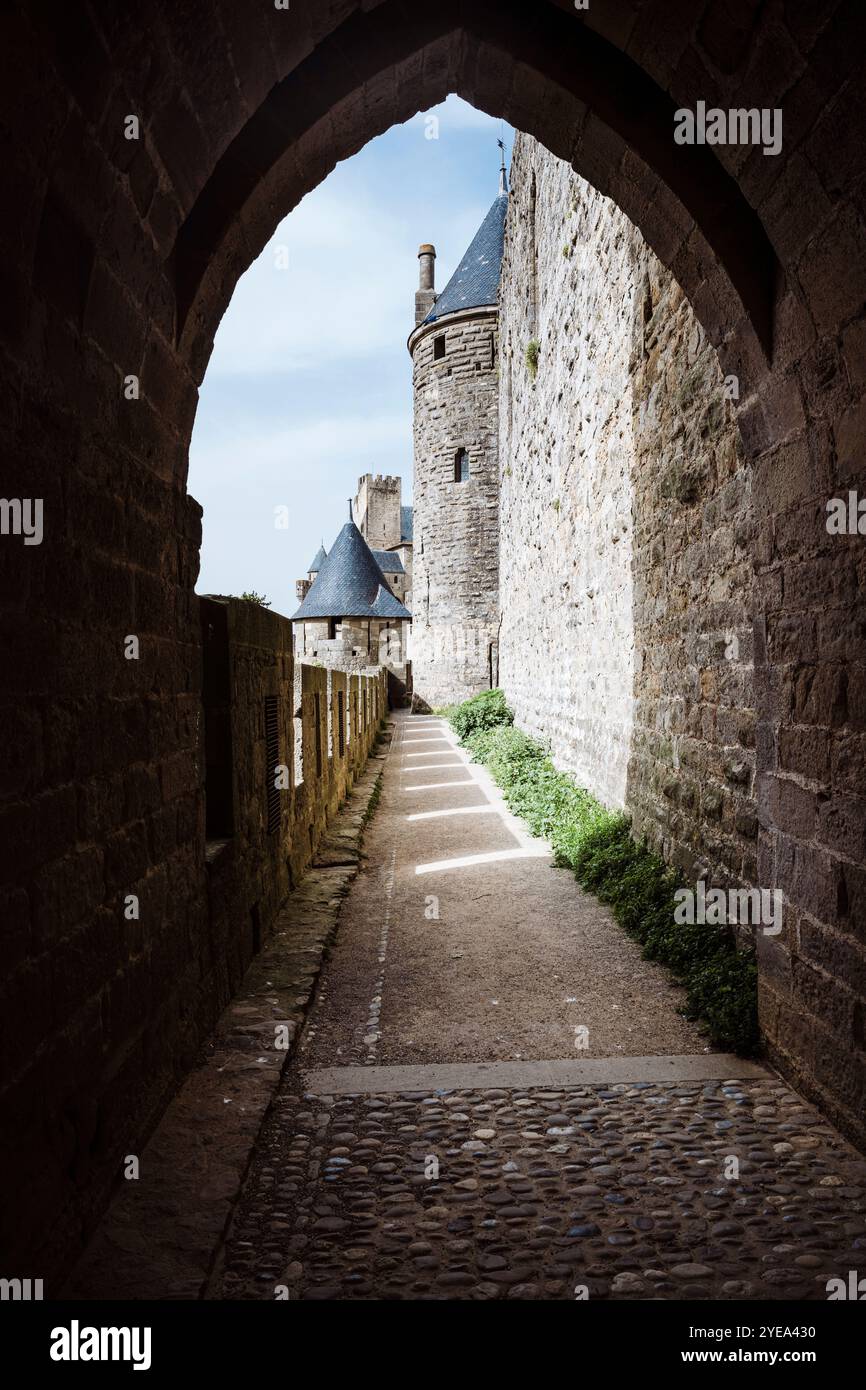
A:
[[415, 243, 436, 325]]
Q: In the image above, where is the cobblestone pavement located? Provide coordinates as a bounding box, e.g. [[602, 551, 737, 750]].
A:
[[216, 1069, 866, 1301], [212, 715, 866, 1301]]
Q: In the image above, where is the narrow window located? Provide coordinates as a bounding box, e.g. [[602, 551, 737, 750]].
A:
[[314, 690, 322, 775], [264, 695, 280, 834], [338, 689, 345, 756], [454, 448, 470, 483], [327, 617, 336, 640], [200, 598, 234, 840], [326, 669, 333, 758], [433, 335, 446, 360], [293, 666, 303, 787]]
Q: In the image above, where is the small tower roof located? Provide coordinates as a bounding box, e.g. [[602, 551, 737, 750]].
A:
[[372, 549, 404, 575], [292, 521, 411, 622], [423, 191, 508, 324], [308, 544, 327, 573]]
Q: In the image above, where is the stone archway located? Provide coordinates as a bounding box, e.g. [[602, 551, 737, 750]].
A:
[[2, 0, 863, 1281], [174, 0, 777, 379]]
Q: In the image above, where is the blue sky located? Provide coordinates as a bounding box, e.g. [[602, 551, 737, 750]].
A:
[[188, 97, 514, 617]]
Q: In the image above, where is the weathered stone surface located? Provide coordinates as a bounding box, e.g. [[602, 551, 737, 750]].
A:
[[63, 743, 389, 1300], [497, 134, 866, 1154], [498, 134, 753, 888], [410, 306, 501, 709]]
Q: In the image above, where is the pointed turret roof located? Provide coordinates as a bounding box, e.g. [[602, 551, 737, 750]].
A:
[[424, 191, 508, 324], [292, 521, 411, 622], [308, 544, 327, 574]]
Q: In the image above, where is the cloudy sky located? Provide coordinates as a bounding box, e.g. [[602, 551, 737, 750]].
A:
[[188, 97, 514, 616]]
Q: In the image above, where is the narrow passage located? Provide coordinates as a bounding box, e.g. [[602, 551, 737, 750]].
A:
[[301, 712, 709, 1067], [214, 715, 866, 1301]]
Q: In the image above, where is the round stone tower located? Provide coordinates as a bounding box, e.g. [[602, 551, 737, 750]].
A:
[[407, 172, 508, 710]]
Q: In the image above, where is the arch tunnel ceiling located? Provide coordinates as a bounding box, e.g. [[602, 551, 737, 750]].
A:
[[174, 0, 781, 381]]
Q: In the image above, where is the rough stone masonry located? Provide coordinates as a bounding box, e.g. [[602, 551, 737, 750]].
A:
[[499, 134, 752, 898], [496, 133, 864, 1151]]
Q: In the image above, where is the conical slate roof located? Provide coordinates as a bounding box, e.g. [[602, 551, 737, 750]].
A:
[[292, 522, 411, 621], [424, 193, 508, 324], [308, 544, 327, 573]]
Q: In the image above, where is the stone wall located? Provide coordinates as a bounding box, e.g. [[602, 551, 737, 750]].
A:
[[498, 151, 637, 810], [410, 308, 500, 708], [353, 473, 401, 552], [297, 621, 409, 702], [204, 599, 384, 970], [287, 658, 385, 882], [499, 133, 754, 895], [498, 132, 866, 1148], [1, 591, 384, 1288], [628, 252, 757, 897]]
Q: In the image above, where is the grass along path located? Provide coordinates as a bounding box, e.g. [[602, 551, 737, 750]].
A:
[[443, 691, 759, 1054]]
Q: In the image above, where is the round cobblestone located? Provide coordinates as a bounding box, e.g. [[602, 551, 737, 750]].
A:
[[218, 1072, 865, 1300]]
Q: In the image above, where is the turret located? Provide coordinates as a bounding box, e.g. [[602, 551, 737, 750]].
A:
[[406, 157, 509, 709]]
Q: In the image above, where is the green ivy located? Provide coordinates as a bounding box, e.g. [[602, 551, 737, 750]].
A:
[[446, 694, 759, 1053], [447, 688, 514, 740]]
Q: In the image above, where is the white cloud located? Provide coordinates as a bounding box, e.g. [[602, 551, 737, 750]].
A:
[[191, 408, 412, 609], [206, 96, 505, 378], [207, 192, 414, 375], [190, 409, 411, 490]]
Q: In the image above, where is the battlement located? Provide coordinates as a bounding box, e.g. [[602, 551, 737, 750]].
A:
[[357, 473, 400, 491], [354, 472, 404, 551]]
